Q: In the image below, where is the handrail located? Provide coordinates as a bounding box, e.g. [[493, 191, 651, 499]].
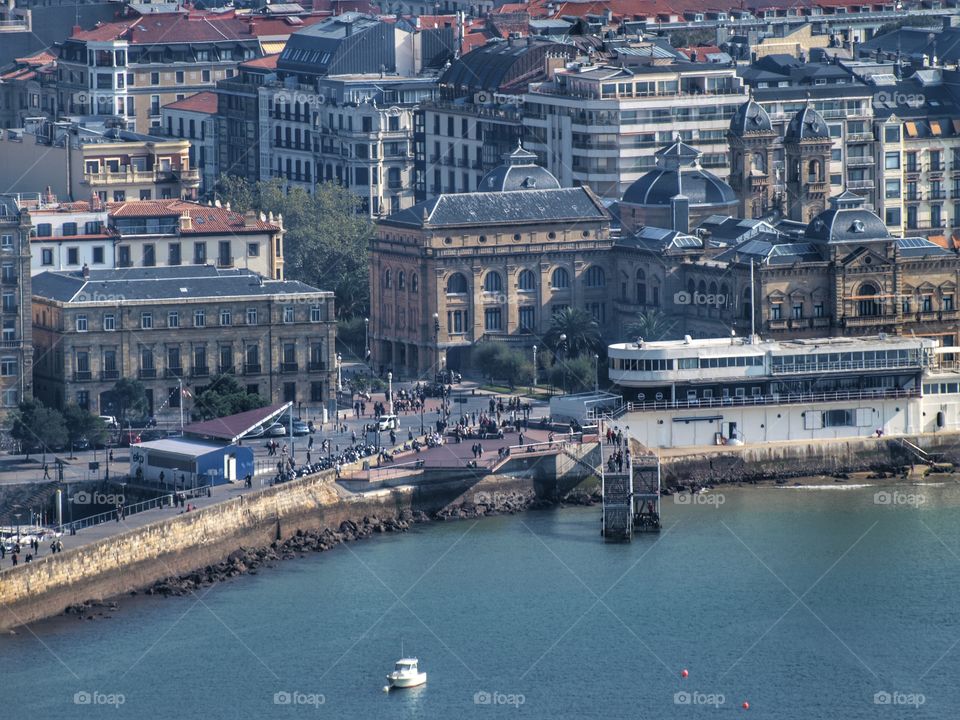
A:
[[57, 484, 213, 534], [619, 387, 918, 413]]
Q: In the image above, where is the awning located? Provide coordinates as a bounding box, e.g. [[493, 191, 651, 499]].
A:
[[260, 40, 286, 54], [905, 122, 918, 137]]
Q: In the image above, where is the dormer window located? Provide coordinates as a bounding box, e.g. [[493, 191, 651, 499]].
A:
[[851, 220, 865, 233]]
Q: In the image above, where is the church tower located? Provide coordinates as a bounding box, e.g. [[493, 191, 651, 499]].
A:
[[783, 104, 832, 224], [727, 98, 778, 219]]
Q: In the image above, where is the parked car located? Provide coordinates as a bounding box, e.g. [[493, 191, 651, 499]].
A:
[[243, 425, 266, 439], [139, 429, 166, 442], [435, 370, 462, 384], [265, 422, 287, 437], [377, 414, 399, 431], [98, 415, 118, 429]]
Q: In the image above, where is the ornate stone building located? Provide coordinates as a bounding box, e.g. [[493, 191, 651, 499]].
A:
[[370, 146, 612, 376], [727, 98, 779, 220], [783, 104, 833, 224]]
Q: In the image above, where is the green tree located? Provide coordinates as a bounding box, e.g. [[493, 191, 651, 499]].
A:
[[548, 355, 596, 394], [105, 378, 148, 423], [544, 307, 602, 358], [10, 400, 67, 458], [337, 316, 368, 362], [470, 344, 533, 387], [62, 404, 109, 448], [216, 175, 374, 319], [625, 310, 678, 343], [192, 375, 266, 420]]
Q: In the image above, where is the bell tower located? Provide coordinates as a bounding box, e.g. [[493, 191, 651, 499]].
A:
[[727, 98, 778, 219], [783, 104, 832, 224]]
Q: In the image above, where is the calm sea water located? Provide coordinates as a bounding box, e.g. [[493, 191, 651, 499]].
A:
[[3, 482, 960, 718]]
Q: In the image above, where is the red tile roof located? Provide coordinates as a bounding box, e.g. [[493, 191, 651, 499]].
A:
[[108, 199, 281, 234], [71, 13, 259, 44], [15, 51, 56, 66], [163, 91, 218, 114], [240, 53, 280, 70]]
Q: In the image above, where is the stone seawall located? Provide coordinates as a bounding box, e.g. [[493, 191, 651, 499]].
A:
[[0, 467, 596, 631]]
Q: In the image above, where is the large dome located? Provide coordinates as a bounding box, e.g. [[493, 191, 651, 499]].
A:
[[729, 99, 773, 136], [478, 143, 561, 192], [621, 140, 737, 207], [805, 191, 890, 243], [785, 104, 830, 142]]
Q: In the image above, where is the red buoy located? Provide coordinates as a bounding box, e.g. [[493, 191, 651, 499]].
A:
[[742, 701, 750, 710], [681, 669, 689, 678]]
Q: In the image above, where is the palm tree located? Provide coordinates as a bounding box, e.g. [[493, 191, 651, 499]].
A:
[[543, 307, 602, 358], [625, 310, 678, 343]]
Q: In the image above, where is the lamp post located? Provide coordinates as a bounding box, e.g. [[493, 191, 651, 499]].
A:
[[559, 333, 567, 394], [336, 353, 343, 394], [387, 371, 394, 416], [532, 344, 538, 391], [594, 353, 600, 393], [364, 317, 370, 364], [14, 511, 21, 542], [433, 312, 440, 377]]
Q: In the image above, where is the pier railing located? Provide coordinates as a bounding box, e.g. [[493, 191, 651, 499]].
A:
[[58, 485, 213, 534], [617, 387, 919, 413]]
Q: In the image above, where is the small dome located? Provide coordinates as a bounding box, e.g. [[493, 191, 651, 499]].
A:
[[805, 191, 890, 243], [478, 142, 561, 192], [785, 104, 830, 142], [621, 140, 737, 207], [729, 99, 773, 136]]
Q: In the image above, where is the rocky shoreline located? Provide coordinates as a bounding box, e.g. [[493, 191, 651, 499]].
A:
[[61, 489, 602, 621]]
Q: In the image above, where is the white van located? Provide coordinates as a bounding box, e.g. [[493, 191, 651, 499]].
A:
[[377, 414, 399, 431]]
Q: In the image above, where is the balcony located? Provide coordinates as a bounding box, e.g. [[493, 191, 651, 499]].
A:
[[842, 315, 892, 328], [847, 180, 874, 190], [845, 156, 874, 167], [139, 368, 157, 379], [101, 369, 120, 381], [280, 361, 298, 373], [74, 370, 92, 382], [0, 273, 17, 285], [307, 361, 326, 372], [165, 367, 184, 378], [847, 132, 875, 143], [905, 193, 922, 203], [2, 303, 17, 313], [218, 364, 235, 375], [192, 365, 209, 377], [216, 255, 234, 268], [244, 363, 262, 374], [806, 181, 829, 194], [929, 191, 947, 200]]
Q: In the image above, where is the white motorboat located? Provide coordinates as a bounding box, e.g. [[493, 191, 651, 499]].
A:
[[386, 658, 427, 689]]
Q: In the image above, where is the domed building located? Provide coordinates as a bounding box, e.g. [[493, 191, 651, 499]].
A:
[[804, 191, 890, 244], [619, 139, 739, 233], [478, 143, 561, 192], [784, 104, 833, 223]]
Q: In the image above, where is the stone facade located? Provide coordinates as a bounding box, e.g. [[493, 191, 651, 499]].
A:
[[0, 196, 33, 417]]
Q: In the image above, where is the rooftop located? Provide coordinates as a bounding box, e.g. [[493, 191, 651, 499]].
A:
[[162, 91, 218, 114]]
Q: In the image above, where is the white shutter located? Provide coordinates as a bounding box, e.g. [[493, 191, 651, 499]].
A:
[[804, 411, 823, 430]]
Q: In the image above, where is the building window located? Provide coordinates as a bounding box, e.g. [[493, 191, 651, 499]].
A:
[[813, 303, 824, 318], [884, 180, 900, 199], [483, 272, 503, 293], [519, 306, 535, 329], [194, 309, 205, 327], [247, 308, 258, 325], [792, 304, 803, 319], [41, 248, 53, 265], [585, 266, 606, 288], [310, 305, 323, 323], [168, 311, 179, 328], [247, 242, 259, 257], [411, 273, 418, 293], [193, 242, 207, 264], [771, 304, 782, 321], [169, 243, 181, 266], [283, 306, 294, 323], [446, 273, 468, 294], [0, 356, 16, 376], [103, 313, 115, 331], [76, 315, 88, 332], [945, 295, 955, 312], [884, 152, 900, 170], [552, 268, 570, 289], [93, 246, 105, 264], [484, 308, 502, 331], [175, 70, 184, 83], [518, 269, 536, 292], [67, 247, 79, 265], [857, 284, 881, 317], [220, 309, 232, 326], [141, 312, 153, 329]]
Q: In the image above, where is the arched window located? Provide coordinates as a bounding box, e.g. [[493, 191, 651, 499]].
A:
[[708, 281, 717, 295], [410, 273, 419, 293], [636, 269, 646, 304], [518, 269, 536, 292], [698, 280, 707, 295], [397, 271, 405, 290], [687, 279, 695, 295], [807, 159, 821, 183], [585, 266, 606, 288], [752, 152, 766, 174], [857, 282, 881, 317], [384, 269, 392, 288], [483, 272, 503, 293], [552, 268, 570, 289], [446, 272, 468, 295]]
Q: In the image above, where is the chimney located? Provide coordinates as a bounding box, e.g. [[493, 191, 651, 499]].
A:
[[81, 263, 89, 280], [248, 20, 255, 34], [670, 194, 689, 234], [244, 209, 256, 227], [179, 210, 192, 231], [71, 24, 81, 36]]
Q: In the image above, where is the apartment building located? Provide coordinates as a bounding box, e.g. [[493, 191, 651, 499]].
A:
[[0, 119, 199, 201], [0, 195, 32, 415], [31, 266, 336, 415], [161, 92, 218, 195], [23, 196, 284, 279], [522, 59, 749, 200], [0, 50, 58, 129], [55, 11, 264, 133]]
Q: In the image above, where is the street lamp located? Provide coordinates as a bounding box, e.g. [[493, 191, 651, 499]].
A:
[[364, 317, 370, 364], [336, 353, 343, 393], [594, 353, 600, 393], [387, 371, 394, 416], [559, 333, 567, 394], [14, 511, 21, 542], [433, 312, 440, 376], [532, 345, 538, 390]]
